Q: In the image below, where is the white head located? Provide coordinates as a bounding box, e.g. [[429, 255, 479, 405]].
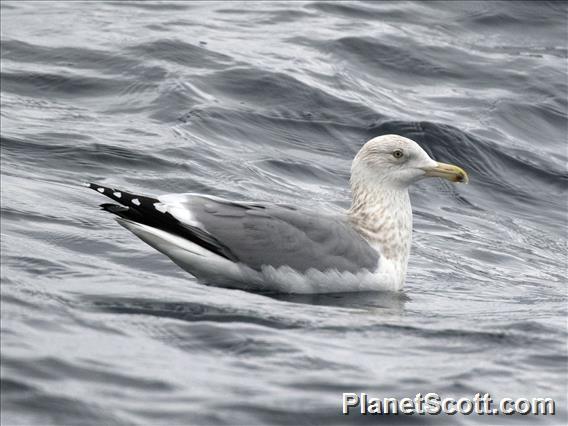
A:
[[351, 134, 468, 190]]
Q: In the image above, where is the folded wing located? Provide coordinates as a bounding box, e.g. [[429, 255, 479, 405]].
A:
[[157, 193, 379, 273]]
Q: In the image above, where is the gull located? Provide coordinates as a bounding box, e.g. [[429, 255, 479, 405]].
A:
[[88, 135, 468, 294]]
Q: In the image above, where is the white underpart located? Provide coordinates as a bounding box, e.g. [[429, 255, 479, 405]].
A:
[[116, 218, 399, 293], [116, 218, 240, 283], [370, 251, 407, 292]]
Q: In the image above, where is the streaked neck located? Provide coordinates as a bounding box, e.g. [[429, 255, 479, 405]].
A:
[[348, 182, 413, 262]]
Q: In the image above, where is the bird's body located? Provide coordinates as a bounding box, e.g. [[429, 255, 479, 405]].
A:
[[89, 135, 468, 293]]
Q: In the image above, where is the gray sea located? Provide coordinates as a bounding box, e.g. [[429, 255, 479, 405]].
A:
[[1, 1, 566, 425]]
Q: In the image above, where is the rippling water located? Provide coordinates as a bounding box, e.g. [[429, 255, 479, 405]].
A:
[[1, 1, 567, 425]]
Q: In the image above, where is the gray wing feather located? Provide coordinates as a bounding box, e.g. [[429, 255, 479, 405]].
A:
[[158, 194, 379, 273]]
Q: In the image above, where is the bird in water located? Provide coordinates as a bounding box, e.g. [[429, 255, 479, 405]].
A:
[[88, 134, 468, 294]]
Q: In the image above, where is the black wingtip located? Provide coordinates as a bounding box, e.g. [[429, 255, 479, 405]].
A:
[[100, 203, 144, 221], [89, 184, 162, 220], [91, 185, 237, 262], [100, 203, 128, 213], [87, 183, 139, 206]]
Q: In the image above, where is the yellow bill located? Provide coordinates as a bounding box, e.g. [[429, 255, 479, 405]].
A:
[[422, 162, 469, 184]]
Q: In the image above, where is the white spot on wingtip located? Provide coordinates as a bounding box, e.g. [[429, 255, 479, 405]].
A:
[[97, 187, 105, 193], [154, 203, 167, 213], [81, 182, 90, 187], [132, 198, 141, 206], [113, 191, 122, 198]]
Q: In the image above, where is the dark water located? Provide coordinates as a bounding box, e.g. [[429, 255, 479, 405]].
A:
[[1, 1, 567, 425]]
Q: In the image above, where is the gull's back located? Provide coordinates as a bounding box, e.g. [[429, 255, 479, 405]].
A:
[[153, 193, 380, 274]]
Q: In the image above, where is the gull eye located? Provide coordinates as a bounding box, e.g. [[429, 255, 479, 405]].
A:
[[392, 149, 404, 159]]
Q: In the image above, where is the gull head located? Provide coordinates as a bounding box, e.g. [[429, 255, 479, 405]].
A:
[[351, 134, 468, 190]]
